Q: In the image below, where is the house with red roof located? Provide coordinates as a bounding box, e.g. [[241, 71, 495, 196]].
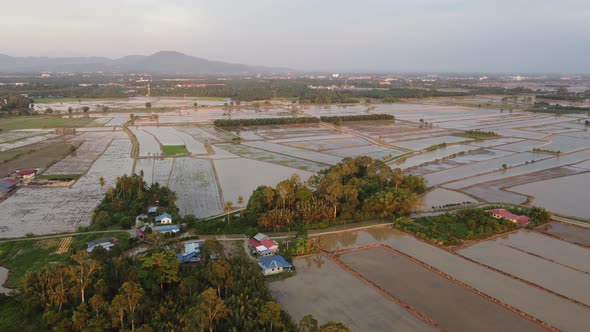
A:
[[488, 209, 531, 227], [248, 233, 279, 256], [16, 168, 38, 179]]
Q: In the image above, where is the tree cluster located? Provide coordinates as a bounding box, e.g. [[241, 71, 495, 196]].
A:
[[0, 95, 34, 115], [92, 174, 178, 229], [244, 157, 426, 231], [8, 243, 297, 331]]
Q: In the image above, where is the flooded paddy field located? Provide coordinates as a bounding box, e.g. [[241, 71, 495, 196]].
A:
[[458, 230, 590, 306], [394, 144, 480, 169], [420, 188, 476, 209], [213, 157, 313, 204], [129, 127, 161, 156], [243, 141, 342, 165], [142, 126, 207, 154], [339, 247, 546, 332], [318, 227, 590, 331], [0, 139, 133, 238], [168, 158, 223, 217], [460, 166, 585, 204], [268, 255, 436, 332], [0, 132, 58, 151], [410, 148, 515, 174], [393, 135, 469, 150], [217, 143, 327, 172], [510, 172, 590, 219], [538, 222, 590, 247]]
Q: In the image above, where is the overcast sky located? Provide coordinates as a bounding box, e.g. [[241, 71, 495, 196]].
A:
[[2, 0, 590, 73]]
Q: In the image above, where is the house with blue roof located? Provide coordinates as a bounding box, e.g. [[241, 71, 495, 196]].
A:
[[147, 206, 158, 216], [152, 224, 181, 234], [258, 255, 292, 275], [86, 237, 118, 253], [177, 242, 202, 263], [155, 212, 172, 224]]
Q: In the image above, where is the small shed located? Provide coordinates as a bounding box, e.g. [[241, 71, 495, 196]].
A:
[[258, 255, 292, 275]]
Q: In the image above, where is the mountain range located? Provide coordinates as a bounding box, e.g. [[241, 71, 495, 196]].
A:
[[0, 51, 291, 75]]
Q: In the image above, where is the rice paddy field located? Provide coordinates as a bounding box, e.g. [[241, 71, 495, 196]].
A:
[[309, 227, 590, 331], [458, 230, 590, 306]]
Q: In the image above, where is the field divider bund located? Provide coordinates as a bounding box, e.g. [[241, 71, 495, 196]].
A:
[[454, 250, 590, 312], [330, 244, 559, 331], [319, 249, 448, 332]]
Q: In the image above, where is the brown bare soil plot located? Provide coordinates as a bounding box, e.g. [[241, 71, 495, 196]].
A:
[[54, 237, 72, 254], [0, 141, 76, 177], [339, 247, 547, 332]]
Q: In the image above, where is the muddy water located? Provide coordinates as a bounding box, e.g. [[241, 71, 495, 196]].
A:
[[317, 227, 590, 331], [540, 222, 590, 247]]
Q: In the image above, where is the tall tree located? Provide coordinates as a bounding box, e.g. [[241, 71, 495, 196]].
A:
[[69, 250, 101, 303], [259, 301, 283, 332], [196, 288, 228, 332]]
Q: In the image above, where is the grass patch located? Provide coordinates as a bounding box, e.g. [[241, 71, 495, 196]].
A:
[[0, 149, 34, 162], [36, 174, 81, 181], [0, 117, 95, 130], [424, 142, 448, 151], [0, 232, 130, 288], [162, 145, 188, 155], [532, 147, 560, 155]]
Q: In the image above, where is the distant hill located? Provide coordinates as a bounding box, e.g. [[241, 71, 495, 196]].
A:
[[0, 51, 291, 75]]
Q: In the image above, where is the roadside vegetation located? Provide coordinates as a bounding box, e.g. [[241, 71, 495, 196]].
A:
[[424, 142, 447, 151], [394, 206, 552, 246]]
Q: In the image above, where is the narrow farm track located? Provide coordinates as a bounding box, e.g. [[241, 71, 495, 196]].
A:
[[552, 215, 590, 229], [0, 230, 135, 244]]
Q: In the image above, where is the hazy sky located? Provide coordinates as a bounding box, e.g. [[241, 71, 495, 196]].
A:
[[3, 0, 590, 73]]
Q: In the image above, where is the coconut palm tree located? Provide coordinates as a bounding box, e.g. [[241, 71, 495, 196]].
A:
[[224, 201, 234, 225]]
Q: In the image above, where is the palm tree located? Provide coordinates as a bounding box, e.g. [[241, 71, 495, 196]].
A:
[[99, 176, 106, 188], [237, 195, 244, 207], [224, 201, 234, 225]]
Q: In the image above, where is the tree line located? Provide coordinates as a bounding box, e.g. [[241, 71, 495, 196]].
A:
[[213, 117, 319, 128], [319, 114, 395, 124]]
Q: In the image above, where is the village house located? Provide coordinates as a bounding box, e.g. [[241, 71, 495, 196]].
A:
[[147, 206, 158, 217], [177, 242, 201, 263], [155, 212, 173, 224], [16, 168, 38, 179], [258, 255, 292, 275], [488, 208, 531, 227], [86, 237, 118, 253], [248, 233, 279, 256], [0, 178, 19, 194], [136, 224, 181, 238]]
